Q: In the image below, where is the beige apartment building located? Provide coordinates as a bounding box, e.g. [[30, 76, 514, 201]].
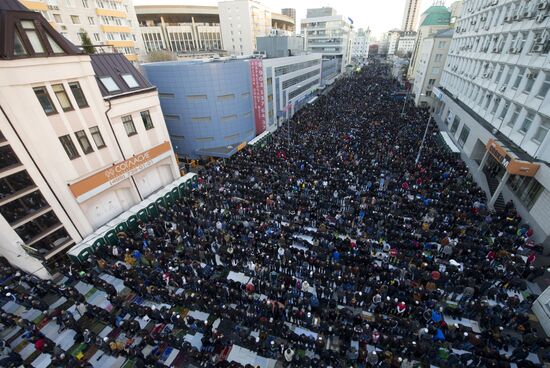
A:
[[0, 2, 179, 277], [19, 0, 144, 61]]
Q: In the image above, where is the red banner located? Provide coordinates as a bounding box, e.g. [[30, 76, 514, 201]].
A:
[[250, 59, 266, 135]]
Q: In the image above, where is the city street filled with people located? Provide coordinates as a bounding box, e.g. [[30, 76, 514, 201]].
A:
[[1, 61, 548, 368]]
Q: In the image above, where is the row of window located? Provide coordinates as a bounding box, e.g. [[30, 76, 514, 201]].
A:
[[59, 126, 106, 160], [34, 81, 87, 115], [57, 110, 155, 160], [0, 132, 70, 252], [444, 60, 550, 101], [451, 29, 550, 56]]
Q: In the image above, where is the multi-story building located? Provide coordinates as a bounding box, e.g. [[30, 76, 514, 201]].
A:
[[143, 54, 322, 158], [434, 0, 550, 248], [301, 7, 354, 73], [136, 4, 223, 56], [256, 35, 305, 58], [281, 8, 296, 25], [19, 0, 144, 62], [387, 29, 402, 56], [136, 2, 294, 57], [407, 3, 451, 80], [0, 1, 179, 277], [412, 29, 453, 107], [263, 54, 322, 129], [351, 28, 371, 63], [397, 31, 417, 55], [401, 0, 422, 32]]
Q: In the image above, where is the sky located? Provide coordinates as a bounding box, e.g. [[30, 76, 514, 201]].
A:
[[132, 0, 451, 40]]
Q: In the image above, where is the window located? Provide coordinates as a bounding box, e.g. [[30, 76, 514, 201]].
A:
[[491, 97, 501, 114], [191, 117, 212, 123], [508, 105, 521, 127], [34, 87, 56, 115], [519, 112, 535, 134], [532, 118, 550, 144], [187, 94, 207, 101], [428, 79, 436, 86], [59, 134, 79, 159], [537, 73, 550, 99], [195, 137, 214, 142], [217, 94, 236, 101], [122, 115, 137, 136], [499, 100, 509, 120], [524, 72, 537, 94], [121, 74, 139, 88], [88, 16, 95, 25], [68, 82, 88, 108], [70, 15, 80, 24], [99, 77, 120, 93], [512, 68, 524, 90], [13, 31, 27, 56], [140, 111, 154, 130], [45, 34, 63, 54], [495, 65, 504, 83], [93, 33, 100, 42], [53, 14, 62, 23], [75, 130, 93, 154], [89, 126, 106, 149], [458, 125, 470, 147], [450, 116, 460, 134], [21, 21, 45, 54], [82, 0, 89, 7], [52, 84, 73, 111], [508, 175, 543, 210], [438, 41, 446, 48], [431, 67, 441, 75], [434, 54, 442, 62]]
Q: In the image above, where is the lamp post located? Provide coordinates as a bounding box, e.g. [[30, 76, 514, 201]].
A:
[[415, 103, 433, 165]]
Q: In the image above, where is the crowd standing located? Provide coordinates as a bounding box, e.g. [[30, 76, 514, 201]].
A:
[[1, 61, 549, 368]]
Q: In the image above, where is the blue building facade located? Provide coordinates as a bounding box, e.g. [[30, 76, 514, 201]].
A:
[[142, 60, 255, 158]]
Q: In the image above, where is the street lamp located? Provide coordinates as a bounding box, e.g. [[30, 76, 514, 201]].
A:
[[415, 94, 432, 165]]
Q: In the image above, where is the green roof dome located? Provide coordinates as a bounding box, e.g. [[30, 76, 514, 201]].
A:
[[420, 5, 451, 26]]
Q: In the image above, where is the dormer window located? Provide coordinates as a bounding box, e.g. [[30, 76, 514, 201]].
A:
[[121, 73, 139, 88], [13, 30, 27, 56], [99, 77, 120, 93], [21, 20, 45, 54]]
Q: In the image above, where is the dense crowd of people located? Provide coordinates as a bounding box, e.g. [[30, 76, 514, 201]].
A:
[[1, 61, 548, 368]]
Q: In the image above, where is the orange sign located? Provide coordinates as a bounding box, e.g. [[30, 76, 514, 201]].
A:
[[69, 142, 173, 202], [486, 139, 539, 177]]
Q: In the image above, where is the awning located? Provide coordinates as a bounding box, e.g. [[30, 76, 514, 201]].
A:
[[486, 139, 540, 177]]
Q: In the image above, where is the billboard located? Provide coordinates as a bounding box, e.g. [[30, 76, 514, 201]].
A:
[[250, 59, 266, 135]]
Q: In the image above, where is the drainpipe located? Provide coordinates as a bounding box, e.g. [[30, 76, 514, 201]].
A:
[[104, 99, 143, 201]]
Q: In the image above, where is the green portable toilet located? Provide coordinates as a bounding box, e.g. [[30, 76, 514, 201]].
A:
[[155, 196, 166, 208], [115, 221, 128, 233], [178, 182, 187, 197], [104, 229, 118, 245], [126, 214, 138, 230], [67, 244, 82, 263], [92, 237, 106, 252], [137, 207, 148, 221], [186, 179, 193, 190], [164, 191, 174, 205], [171, 187, 180, 200], [78, 246, 92, 262], [147, 202, 159, 217]]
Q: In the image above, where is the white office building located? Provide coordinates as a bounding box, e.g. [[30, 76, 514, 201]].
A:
[[433, 0, 550, 249], [412, 29, 452, 107], [262, 54, 322, 131], [352, 28, 371, 63], [218, 0, 272, 55], [301, 7, 354, 73], [387, 29, 402, 56], [397, 31, 417, 55]]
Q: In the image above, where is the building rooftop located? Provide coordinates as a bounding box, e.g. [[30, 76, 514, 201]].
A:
[[420, 5, 451, 27], [90, 54, 154, 98], [0, 0, 82, 60], [434, 29, 454, 38]]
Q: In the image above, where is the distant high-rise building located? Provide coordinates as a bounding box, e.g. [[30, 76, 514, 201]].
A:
[[301, 7, 353, 75], [401, 0, 422, 32], [281, 8, 296, 25], [351, 28, 371, 62]]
